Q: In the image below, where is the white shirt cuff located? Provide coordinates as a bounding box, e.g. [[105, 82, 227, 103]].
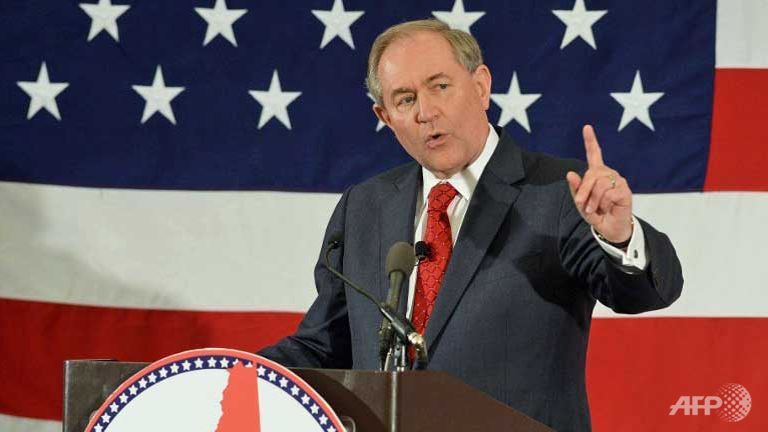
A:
[[591, 215, 648, 271]]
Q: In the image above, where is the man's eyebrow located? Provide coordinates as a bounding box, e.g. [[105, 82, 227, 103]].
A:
[[390, 87, 414, 98], [426, 72, 451, 83]]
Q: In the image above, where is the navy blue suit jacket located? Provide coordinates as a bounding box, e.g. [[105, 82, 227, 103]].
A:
[[260, 127, 683, 431]]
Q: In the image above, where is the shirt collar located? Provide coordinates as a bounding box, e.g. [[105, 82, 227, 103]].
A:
[[421, 124, 499, 202]]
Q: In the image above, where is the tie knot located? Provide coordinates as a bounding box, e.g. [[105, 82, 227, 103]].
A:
[[428, 182, 458, 213]]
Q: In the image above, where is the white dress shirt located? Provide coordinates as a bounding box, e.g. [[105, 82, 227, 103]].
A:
[[405, 125, 647, 318]]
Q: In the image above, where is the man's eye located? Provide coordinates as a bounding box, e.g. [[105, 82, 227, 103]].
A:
[[397, 95, 415, 106], [437, 83, 449, 90]]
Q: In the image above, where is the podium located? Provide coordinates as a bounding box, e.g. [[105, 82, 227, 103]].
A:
[[63, 360, 553, 432]]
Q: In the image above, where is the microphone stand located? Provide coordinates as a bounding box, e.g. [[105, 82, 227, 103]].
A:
[[324, 239, 428, 370]]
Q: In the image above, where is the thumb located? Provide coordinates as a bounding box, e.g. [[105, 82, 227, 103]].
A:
[[566, 171, 581, 197]]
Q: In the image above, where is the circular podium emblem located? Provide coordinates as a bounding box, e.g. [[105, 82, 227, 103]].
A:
[[84, 348, 345, 432]]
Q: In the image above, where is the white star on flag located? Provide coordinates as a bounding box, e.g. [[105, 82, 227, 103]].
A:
[[310, 403, 319, 414], [182, 360, 191, 370], [158, 367, 168, 378], [249, 70, 301, 129], [491, 72, 541, 133], [301, 394, 310, 405], [367, 93, 385, 131], [220, 358, 230, 368], [138, 378, 147, 388], [194, 358, 204, 368], [312, 0, 364, 49], [268, 371, 277, 382], [291, 385, 300, 396], [109, 402, 118, 413], [432, 0, 485, 34], [610, 70, 664, 131], [194, 0, 247, 47], [279, 377, 288, 388], [170, 363, 180, 373], [101, 413, 111, 424], [94, 424, 103, 432], [128, 385, 138, 395], [118, 394, 128, 404], [552, 0, 607, 50], [79, 0, 130, 42], [17, 62, 69, 121], [257, 365, 266, 376], [132, 65, 185, 125], [148, 373, 157, 383], [207, 358, 217, 367]]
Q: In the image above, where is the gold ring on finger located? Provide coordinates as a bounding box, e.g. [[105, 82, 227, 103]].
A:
[[609, 175, 616, 189]]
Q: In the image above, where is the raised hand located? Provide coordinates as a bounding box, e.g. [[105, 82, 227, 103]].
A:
[[566, 125, 633, 244]]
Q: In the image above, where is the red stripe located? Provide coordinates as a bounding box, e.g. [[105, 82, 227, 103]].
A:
[[0, 297, 302, 421], [588, 317, 768, 431], [4, 298, 767, 430], [705, 69, 768, 191]]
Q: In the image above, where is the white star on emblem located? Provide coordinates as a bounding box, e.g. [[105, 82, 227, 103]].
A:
[[16, 62, 69, 121], [118, 394, 128, 404], [248, 70, 301, 129], [148, 373, 157, 383], [94, 425, 103, 432], [319, 414, 328, 425], [279, 377, 288, 388], [182, 360, 191, 371], [310, 404, 320, 414], [79, 0, 130, 42], [220, 358, 230, 368], [291, 385, 300, 396], [432, 0, 485, 34], [138, 378, 147, 388], [301, 394, 310, 405], [257, 365, 266, 376], [244, 362, 252, 368], [490, 72, 541, 133], [367, 93, 385, 131], [131, 65, 185, 125], [158, 368, 168, 378], [268, 371, 277, 382], [194, 0, 247, 47], [610, 70, 664, 131], [101, 413, 111, 424], [327, 427, 336, 432], [311, 0, 364, 49], [233, 359, 239, 365], [207, 357, 218, 368], [170, 363, 180, 374], [552, 0, 607, 50], [194, 358, 204, 368], [128, 385, 138, 396], [109, 402, 119, 413]]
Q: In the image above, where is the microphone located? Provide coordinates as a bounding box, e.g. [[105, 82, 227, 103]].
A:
[[378, 242, 416, 369], [414, 241, 431, 264], [322, 233, 428, 368]]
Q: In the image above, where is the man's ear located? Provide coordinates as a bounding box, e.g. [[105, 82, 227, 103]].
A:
[[472, 64, 492, 110], [373, 103, 391, 128]]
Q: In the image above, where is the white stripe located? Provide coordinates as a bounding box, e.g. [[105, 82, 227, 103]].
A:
[[0, 181, 337, 311], [0, 414, 59, 432], [716, 0, 768, 68], [1, 182, 766, 316], [595, 191, 768, 317]]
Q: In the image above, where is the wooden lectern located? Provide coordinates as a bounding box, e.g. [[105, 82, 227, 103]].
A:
[[63, 360, 553, 432]]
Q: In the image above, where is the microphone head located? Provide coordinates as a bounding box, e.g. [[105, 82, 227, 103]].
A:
[[414, 241, 431, 262], [326, 232, 344, 250], [386, 241, 416, 277]]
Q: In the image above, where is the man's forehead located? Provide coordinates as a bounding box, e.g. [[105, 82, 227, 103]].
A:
[[377, 32, 461, 88]]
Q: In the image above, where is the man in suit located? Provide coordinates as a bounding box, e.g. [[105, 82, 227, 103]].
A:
[[260, 19, 683, 431]]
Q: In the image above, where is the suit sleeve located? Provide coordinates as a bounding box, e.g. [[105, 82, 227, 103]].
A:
[[557, 182, 684, 314], [257, 188, 354, 368]]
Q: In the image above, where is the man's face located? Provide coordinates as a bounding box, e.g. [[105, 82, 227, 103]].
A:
[[374, 31, 492, 179]]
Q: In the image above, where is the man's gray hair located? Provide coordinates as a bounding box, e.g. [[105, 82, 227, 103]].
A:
[[365, 19, 484, 106]]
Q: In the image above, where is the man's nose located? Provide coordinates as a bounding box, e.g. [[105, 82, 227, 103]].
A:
[[416, 93, 439, 123]]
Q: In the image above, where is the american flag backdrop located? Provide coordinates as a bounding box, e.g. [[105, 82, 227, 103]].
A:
[[1, 0, 767, 430]]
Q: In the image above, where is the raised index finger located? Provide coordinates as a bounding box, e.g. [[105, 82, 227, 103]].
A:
[[583, 124, 604, 167]]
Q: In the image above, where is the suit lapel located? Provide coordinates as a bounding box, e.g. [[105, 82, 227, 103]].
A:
[[378, 164, 421, 308], [424, 129, 526, 350]]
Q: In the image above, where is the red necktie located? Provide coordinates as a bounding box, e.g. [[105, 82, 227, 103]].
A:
[[412, 182, 458, 336]]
